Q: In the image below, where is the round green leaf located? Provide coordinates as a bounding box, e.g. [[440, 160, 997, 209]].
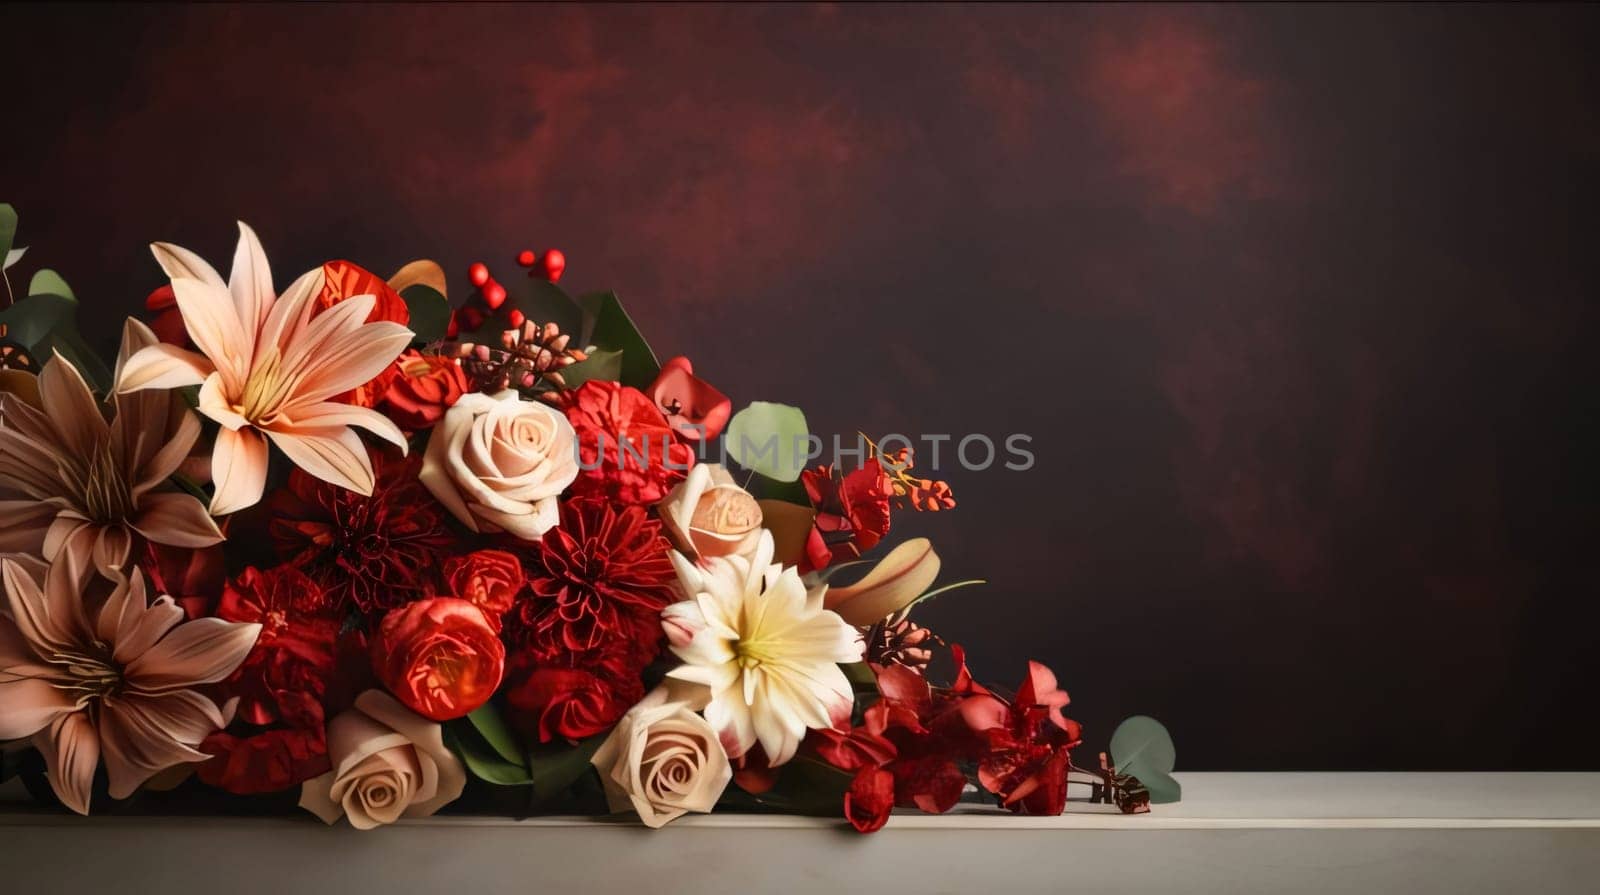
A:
[[725, 401, 811, 482], [1109, 715, 1181, 804]]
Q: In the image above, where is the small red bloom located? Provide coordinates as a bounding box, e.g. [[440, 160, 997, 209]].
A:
[[142, 540, 226, 620], [372, 598, 505, 721], [844, 766, 895, 833], [503, 660, 642, 744], [647, 356, 732, 443], [800, 463, 895, 572], [562, 380, 694, 505], [143, 284, 191, 348], [378, 350, 470, 430], [268, 449, 456, 615], [444, 549, 525, 631], [511, 498, 678, 663]]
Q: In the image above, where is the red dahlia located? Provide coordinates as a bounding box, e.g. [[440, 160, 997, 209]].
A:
[[268, 448, 456, 615], [510, 497, 678, 663]]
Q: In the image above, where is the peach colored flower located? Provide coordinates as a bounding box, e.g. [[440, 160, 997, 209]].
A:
[[657, 463, 763, 563], [299, 689, 466, 830], [0, 556, 260, 814], [0, 320, 223, 574], [116, 223, 412, 515], [591, 685, 731, 828]]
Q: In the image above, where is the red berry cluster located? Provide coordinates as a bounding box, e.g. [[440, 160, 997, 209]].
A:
[[445, 247, 567, 339]]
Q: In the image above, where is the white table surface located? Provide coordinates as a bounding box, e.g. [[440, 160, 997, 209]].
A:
[[4, 773, 1598, 893]]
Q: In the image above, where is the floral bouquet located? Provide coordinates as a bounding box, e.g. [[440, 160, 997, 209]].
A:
[[0, 206, 1173, 831]]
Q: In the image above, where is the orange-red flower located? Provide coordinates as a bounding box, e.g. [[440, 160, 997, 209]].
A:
[[378, 350, 469, 429], [562, 381, 694, 505], [371, 598, 505, 721], [443, 549, 524, 631]]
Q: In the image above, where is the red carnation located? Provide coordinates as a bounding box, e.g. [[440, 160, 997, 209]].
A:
[[268, 448, 456, 615], [562, 380, 694, 505], [510, 498, 678, 664], [800, 463, 894, 572], [371, 598, 505, 721], [443, 549, 524, 631]]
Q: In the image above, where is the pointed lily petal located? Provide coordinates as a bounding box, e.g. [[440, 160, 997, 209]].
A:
[[209, 426, 269, 515], [123, 617, 259, 693], [228, 222, 275, 334], [38, 352, 110, 457], [130, 491, 224, 548], [277, 402, 408, 452], [0, 618, 76, 740], [116, 343, 213, 393], [266, 427, 376, 496], [170, 277, 250, 394], [36, 712, 99, 815], [151, 240, 226, 289], [98, 692, 218, 799]]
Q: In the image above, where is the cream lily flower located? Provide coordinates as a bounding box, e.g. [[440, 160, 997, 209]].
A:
[[662, 531, 863, 765], [0, 320, 223, 573], [116, 223, 412, 514], [0, 554, 260, 814]]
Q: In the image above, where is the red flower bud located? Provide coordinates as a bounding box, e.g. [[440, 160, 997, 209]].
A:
[[371, 598, 505, 721]]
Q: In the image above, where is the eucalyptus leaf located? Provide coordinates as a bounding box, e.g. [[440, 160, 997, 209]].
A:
[[399, 283, 450, 345], [0, 203, 15, 264], [27, 269, 74, 301], [555, 348, 623, 390], [527, 733, 606, 803], [444, 725, 534, 786], [577, 291, 659, 387], [1109, 715, 1181, 804], [0, 293, 110, 392], [725, 401, 811, 482], [466, 702, 527, 767]]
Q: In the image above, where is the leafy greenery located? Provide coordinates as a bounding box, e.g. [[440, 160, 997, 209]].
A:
[[557, 348, 623, 389], [725, 401, 811, 482], [527, 734, 606, 805], [1109, 715, 1181, 803], [28, 269, 74, 301], [577, 290, 659, 388], [399, 283, 450, 344]]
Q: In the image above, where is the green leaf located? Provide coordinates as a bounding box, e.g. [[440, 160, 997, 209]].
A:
[[577, 291, 659, 388], [725, 401, 811, 482], [523, 280, 585, 341], [750, 471, 811, 506], [0, 293, 110, 392], [840, 661, 878, 691], [444, 725, 534, 786], [4, 247, 25, 271], [554, 348, 622, 390], [0, 204, 15, 265], [1109, 715, 1181, 804], [399, 284, 450, 345], [27, 269, 74, 301], [466, 702, 527, 766], [527, 733, 606, 803]]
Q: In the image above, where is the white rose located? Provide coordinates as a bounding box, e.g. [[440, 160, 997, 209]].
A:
[[591, 686, 732, 828], [420, 390, 579, 540], [299, 690, 467, 830]]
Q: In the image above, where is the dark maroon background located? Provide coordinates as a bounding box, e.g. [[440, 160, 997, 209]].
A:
[[7, 4, 1597, 770]]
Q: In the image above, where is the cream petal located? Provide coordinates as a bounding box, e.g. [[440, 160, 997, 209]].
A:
[[90, 525, 133, 574], [123, 617, 260, 692], [112, 317, 161, 388], [170, 277, 251, 394], [299, 771, 344, 825], [276, 293, 379, 374], [1, 556, 88, 654], [150, 240, 227, 289], [266, 427, 375, 496], [129, 491, 225, 548], [284, 321, 414, 406], [209, 426, 269, 515], [274, 402, 407, 452], [197, 372, 250, 431], [115, 343, 214, 393], [36, 712, 98, 815], [228, 222, 275, 334], [93, 567, 146, 649], [37, 352, 110, 457], [254, 266, 324, 359]]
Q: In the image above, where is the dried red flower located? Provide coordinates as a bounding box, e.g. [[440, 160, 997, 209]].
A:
[[800, 463, 895, 572], [268, 449, 456, 615], [844, 766, 895, 833], [511, 498, 678, 663], [377, 350, 470, 430], [562, 380, 694, 505], [371, 598, 506, 721], [443, 549, 525, 631]]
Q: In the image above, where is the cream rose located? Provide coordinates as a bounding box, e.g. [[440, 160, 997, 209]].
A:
[[657, 463, 763, 561], [591, 686, 732, 828], [420, 389, 579, 540], [299, 690, 467, 830]]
